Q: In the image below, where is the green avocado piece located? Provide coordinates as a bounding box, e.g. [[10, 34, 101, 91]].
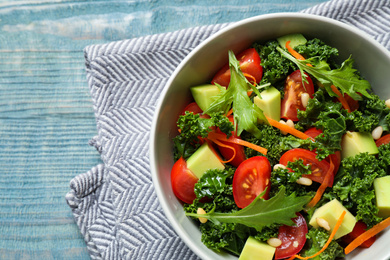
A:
[[186, 142, 225, 179], [309, 199, 357, 239], [341, 131, 379, 159], [253, 87, 281, 121], [190, 84, 222, 112], [374, 175, 390, 218], [277, 33, 307, 49], [239, 236, 276, 260]]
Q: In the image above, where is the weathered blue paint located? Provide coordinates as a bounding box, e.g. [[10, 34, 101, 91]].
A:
[[0, 1, 328, 259]]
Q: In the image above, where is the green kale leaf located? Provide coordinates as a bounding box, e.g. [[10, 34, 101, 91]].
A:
[[303, 227, 344, 260], [173, 111, 234, 160], [324, 152, 386, 227]]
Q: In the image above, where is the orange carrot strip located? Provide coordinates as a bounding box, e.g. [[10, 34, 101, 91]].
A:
[[210, 138, 236, 164], [243, 72, 257, 86], [265, 116, 314, 141], [306, 158, 335, 209], [207, 132, 267, 155], [226, 108, 233, 117], [286, 41, 306, 61], [330, 85, 351, 113], [289, 211, 347, 260], [286, 41, 313, 67], [345, 217, 390, 254]]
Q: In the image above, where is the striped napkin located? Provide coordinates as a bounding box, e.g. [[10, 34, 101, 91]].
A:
[[66, 0, 390, 259]]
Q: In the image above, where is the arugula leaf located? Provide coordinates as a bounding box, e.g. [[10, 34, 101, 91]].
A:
[[204, 50, 268, 138], [186, 187, 311, 231], [277, 46, 372, 100]]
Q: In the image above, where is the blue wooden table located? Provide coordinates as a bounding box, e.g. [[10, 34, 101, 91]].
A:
[[0, 1, 328, 259]]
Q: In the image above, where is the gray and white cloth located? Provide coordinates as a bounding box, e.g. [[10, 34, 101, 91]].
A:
[[65, 0, 390, 259]]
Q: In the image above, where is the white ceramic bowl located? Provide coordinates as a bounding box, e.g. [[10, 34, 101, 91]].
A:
[[150, 13, 390, 260]]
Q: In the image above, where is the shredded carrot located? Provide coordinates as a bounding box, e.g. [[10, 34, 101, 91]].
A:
[[330, 85, 351, 112], [288, 211, 347, 260], [226, 108, 233, 117], [207, 132, 267, 155], [265, 116, 314, 141], [306, 158, 335, 209], [286, 41, 306, 61], [243, 72, 257, 86], [210, 138, 236, 164], [345, 217, 390, 254]]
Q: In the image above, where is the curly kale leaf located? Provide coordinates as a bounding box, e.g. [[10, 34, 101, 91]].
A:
[[173, 112, 233, 160], [377, 143, 390, 173], [324, 153, 386, 227], [194, 167, 235, 200], [346, 94, 390, 132], [253, 40, 295, 85], [270, 164, 316, 198], [242, 124, 312, 165], [303, 227, 344, 260], [296, 88, 346, 160], [295, 38, 339, 65]]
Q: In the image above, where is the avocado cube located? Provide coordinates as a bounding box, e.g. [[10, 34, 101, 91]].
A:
[[239, 236, 275, 260], [190, 84, 222, 112], [374, 176, 390, 218], [253, 87, 281, 121], [186, 142, 225, 179], [309, 199, 356, 239], [341, 131, 379, 159], [277, 33, 307, 49]]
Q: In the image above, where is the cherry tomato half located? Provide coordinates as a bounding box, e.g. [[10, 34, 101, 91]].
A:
[[279, 148, 333, 187], [171, 157, 198, 204], [304, 127, 341, 174], [341, 221, 376, 248], [215, 116, 246, 168], [275, 213, 308, 259], [232, 156, 271, 208], [375, 133, 390, 147], [211, 48, 263, 87], [281, 70, 314, 121]]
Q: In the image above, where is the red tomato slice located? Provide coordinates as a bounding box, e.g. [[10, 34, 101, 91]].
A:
[[232, 156, 271, 208], [304, 127, 341, 174], [341, 221, 376, 248], [171, 157, 198, 204], [281, 70, 314, 121], [375, 133, 390, 147], [279, 148, 333, 187], [275, 213, 308, 259], [215, 116, 246, 167], [211, 48, 263, 87]]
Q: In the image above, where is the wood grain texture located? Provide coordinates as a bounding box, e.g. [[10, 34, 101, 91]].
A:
[[0, 0, 328, 259]]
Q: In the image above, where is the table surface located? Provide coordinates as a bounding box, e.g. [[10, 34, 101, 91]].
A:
[[0, 0, 328, 259]]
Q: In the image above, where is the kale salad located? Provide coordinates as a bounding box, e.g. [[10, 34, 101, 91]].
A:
[[170, 33, 390, 260]]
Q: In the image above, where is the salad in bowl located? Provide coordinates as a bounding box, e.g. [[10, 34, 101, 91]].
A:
[[150, 13, 390, 260]]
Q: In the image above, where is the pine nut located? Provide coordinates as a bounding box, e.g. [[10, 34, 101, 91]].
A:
[[286, 119, 295, 129], [316, 217, 331, 231], [273, 164, 286, 171], [279, 120, 288, 135], [301, 93, 310, 108], [296, 177, 313, 186], [267, 237, 282, 248], [372, 126, 383, 140], [197, 208, 208, 223], [293, 241, 299, 248], [385, 99, 390, 109]]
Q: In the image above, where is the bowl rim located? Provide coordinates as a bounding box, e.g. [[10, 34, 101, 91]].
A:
[[150, 12, 390, 260]]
